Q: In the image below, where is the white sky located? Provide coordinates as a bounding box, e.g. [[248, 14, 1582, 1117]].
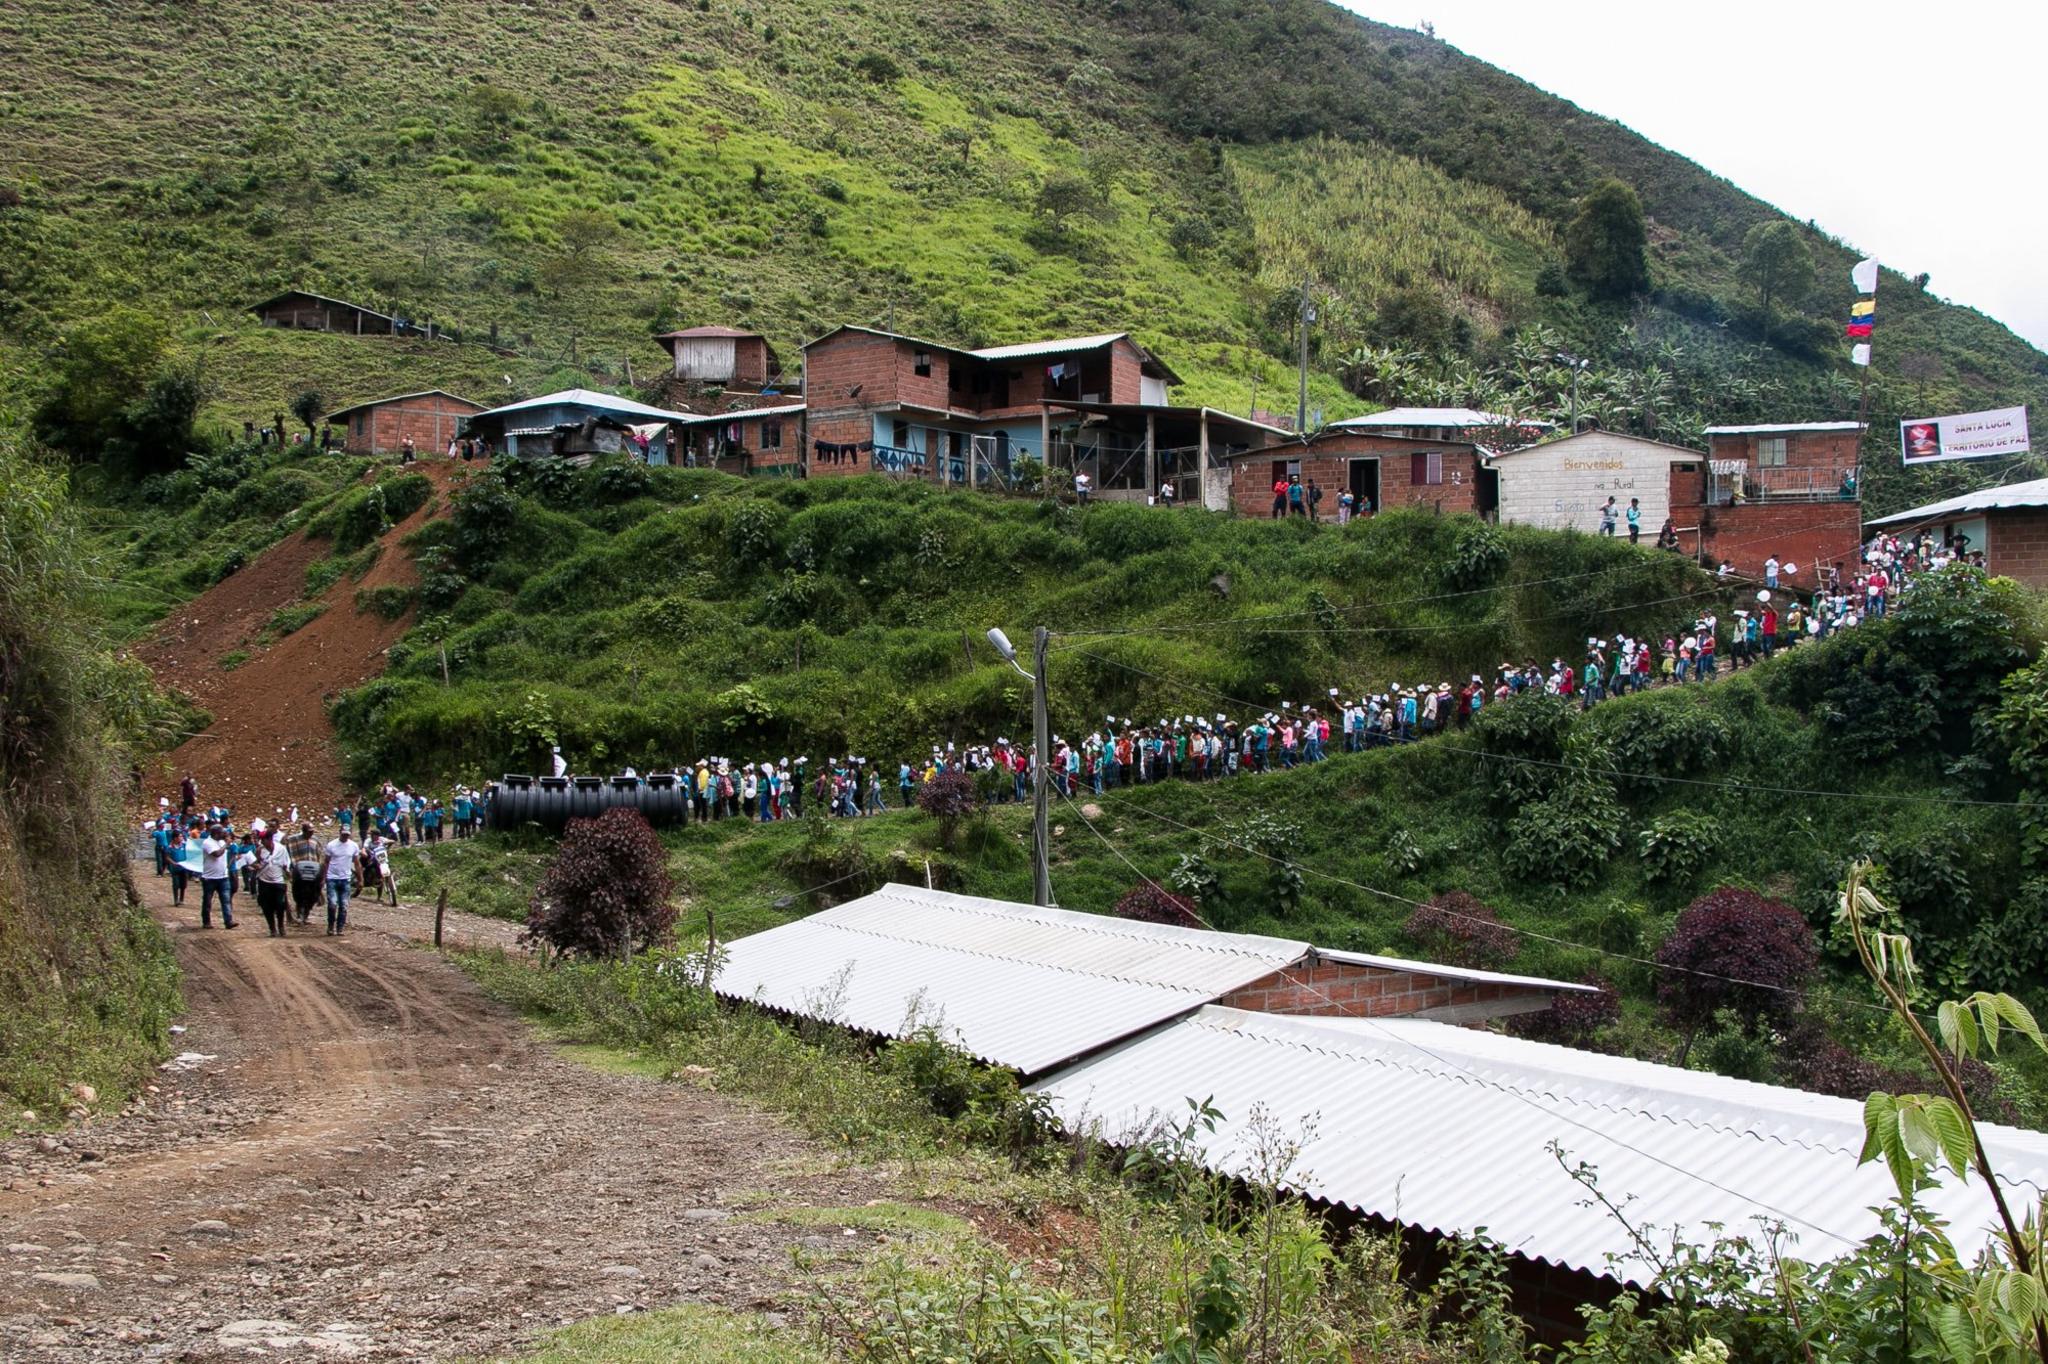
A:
[[1334, 1, 2048, 351]]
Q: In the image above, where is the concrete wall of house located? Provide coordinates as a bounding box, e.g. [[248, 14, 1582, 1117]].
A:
[[341, 395, 484, 455], [1988, 509, 2048, 587], [1229, 435, 1481, 517], [1495, 434, 1698, 537], [1216, 961, 1556, 1022]]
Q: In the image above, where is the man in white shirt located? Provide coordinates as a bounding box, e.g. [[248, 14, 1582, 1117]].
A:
[[198, 824, 237, 929], [319, 829, 360, 936]]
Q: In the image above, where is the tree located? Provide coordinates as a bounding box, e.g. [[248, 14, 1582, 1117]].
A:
[[538, 208, 621, 299], [914, 769, 977, 850], [1655, 887, 1816, 1057], [1372, 283, 1455, 353], [1033, 170, 1102, 232], [702, 121, 729, 159], [1738, 221, 1815, 339], [1563, 177, 1650, 300], [34, 306, 171, 461], [289, 387, 324, 440], [524, 807, 676, 959]]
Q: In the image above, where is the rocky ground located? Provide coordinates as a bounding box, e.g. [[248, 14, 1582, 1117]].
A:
[[0, 873, 892, 1361]]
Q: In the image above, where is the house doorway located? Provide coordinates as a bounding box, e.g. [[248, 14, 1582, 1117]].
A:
[[1347, 458, 1380, 516], [1477, 466, 1500, 521]]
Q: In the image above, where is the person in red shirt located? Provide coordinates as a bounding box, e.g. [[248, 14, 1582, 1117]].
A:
[[1271, 478, 1289, 519], [1761, 604, 1779, 658]]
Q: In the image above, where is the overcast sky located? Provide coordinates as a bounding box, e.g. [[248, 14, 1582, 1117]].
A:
[[1334, 1, 2048, 353]]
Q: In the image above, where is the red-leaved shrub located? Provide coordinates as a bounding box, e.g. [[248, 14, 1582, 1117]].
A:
[[1112, 883, 1203, 929], [1402, 890, 1519, 968], [1509, 974, 1621, 1046], [914, 769, 978, 849], [1655, 887, 1816, 1034], [525, 807, 676, 959]]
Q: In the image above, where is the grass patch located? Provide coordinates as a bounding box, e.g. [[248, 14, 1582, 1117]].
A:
[[354, 583, 416, 620], [265, 600, 328, 638], [481, 1303, 827, 1364], [305, 543, 382, 596], [744, 1201, 975, 1240], [218, 649, 249, 671]]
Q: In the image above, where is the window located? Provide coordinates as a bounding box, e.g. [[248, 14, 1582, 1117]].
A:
[[913, 351, 932, 378], [1410, 451, 1444, 485], [1758, 437, 1787, 467], [892, 419, 909, 449], [761, 419, 782, 449]]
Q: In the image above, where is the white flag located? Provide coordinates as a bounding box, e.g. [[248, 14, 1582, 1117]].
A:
[[1851, 257, 1879, 295], [1851, 343, 1871, 367]]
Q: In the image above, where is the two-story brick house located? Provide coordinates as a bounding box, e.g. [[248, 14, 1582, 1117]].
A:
[[800, 326, 1181, 486], [1676, 422, 1864, 577]]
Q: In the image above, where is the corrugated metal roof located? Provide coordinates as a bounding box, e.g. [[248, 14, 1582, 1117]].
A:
[[1034, 1007, 2048, 1285], [656, 325, 761, 340], [668, 403, 807, 426], [712, 885, 1307, 1076], [1702, 421, 1864, 435], [1333, 407, 1542, 429], [1313, 948, 1603, 994], [970, 333, 1129, 361], [472, 388, 692, 422], [1865, 476, 2048, 526]]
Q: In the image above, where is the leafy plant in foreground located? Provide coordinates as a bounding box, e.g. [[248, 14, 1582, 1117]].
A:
[[524, 807, 675, 959]]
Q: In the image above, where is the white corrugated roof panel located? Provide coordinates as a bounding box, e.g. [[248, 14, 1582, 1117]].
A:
[[1702, 421, 1864, 435], [971, 333, 1128, 361], [1034, 1007, 2048, 1285], [1312, 948, 1601, 994], [473, 388, 692, 422], [713, 885, 1307, 1076], [1865, 476, 2048, 527], [1333, 407, 1544, 429]]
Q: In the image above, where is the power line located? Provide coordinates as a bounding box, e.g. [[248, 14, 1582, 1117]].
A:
[[1053, 788, 1865, 1250]]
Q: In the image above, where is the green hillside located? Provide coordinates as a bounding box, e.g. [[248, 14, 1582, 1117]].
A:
[[5, 0, 2043, 514]]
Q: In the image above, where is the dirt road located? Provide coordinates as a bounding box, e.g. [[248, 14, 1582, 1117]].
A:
[[0, 874, 887, 1361]]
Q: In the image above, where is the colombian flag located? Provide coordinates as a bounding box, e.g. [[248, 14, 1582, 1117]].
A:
[[1845, 298, 1875, 338]]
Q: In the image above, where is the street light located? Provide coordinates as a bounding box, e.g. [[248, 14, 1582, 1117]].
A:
[[988, 625, 1053, 907], [1555, 352, 1590, 434]]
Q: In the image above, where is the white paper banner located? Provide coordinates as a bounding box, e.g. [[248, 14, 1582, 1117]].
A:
[[1900, 406, 2031, 464]]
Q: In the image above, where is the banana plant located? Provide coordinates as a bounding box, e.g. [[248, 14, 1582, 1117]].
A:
[[1840, 860, 2048, 1362]]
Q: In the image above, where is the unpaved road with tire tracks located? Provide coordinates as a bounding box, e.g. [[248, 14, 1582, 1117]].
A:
[[0, 876, 889, 1360]]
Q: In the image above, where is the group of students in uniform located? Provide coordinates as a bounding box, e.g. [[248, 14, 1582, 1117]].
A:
[[150, 788, 382, 937]]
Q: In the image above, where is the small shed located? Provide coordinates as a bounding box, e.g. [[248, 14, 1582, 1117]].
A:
[[655, 325, 784, 388], [463, 388, 693, 459], [324, 390, 484, 456], [249, 290, 430, 338]]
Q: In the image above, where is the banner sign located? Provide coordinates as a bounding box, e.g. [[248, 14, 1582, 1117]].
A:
[[1900, 406, 2031, 464]]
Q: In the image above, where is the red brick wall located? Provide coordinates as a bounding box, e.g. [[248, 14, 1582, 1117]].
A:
[[1667, 498, 1863, 579], [744, 411, 801, 472], [1108, 338, 1144, 405], [1217, 961, 1550, 1019], [806, 331, 904, 414], [800, 412, 873, 478], [1228, 435, 1482, 517], [1989, 509, 2048, 587], [895, 339, 953, 412], [341, 394, 484, 455], [732, 336, 773, 387]]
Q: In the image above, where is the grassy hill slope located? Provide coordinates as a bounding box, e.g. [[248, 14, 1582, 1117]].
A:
[[4, 0, 2043, 514]]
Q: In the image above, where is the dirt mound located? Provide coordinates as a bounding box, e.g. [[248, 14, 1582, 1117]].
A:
[[136, 459, 475, 816]]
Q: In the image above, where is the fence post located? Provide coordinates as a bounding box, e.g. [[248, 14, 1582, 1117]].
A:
[[434, 888, 447, 948]]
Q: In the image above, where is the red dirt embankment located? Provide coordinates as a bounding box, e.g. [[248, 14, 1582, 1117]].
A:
[[135, 460, 472, 815]]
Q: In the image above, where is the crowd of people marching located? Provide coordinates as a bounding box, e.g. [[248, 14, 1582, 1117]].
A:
[[147, 527, 1967, 919]]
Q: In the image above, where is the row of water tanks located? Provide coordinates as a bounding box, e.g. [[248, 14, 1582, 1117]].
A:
[[483, 773, 690, 831]]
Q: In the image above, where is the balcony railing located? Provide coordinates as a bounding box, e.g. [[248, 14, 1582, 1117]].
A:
[[1707, 461, 1860, 506]]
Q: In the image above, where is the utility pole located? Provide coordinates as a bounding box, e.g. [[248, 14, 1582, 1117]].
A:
[[985, 626, 1054, 907], [1031, 626, 1052, 907], [1556, 351, 1587, 434], [1296, 279, 1314, 435]]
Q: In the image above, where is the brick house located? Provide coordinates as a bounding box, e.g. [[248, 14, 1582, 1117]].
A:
[[667, 402, 806, 474], [1673, 422, 1865, 577], [801, 326, 1179, 485], [1225, 431, 1487, 518], [324, 390, 485, 456], [1865, 477, 2048, 586]]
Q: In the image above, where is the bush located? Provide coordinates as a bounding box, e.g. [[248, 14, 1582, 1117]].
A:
[[1638, 810, 1719, 884], [1469, 692, 1575, 805], [1402, 890, 1518, 967], [1655, 887, 1816, 1040], [1113, 882, 1203, 928], [1500, 774, 1623, 887], [915, 769, 977, 850], [525, 807, 676, 958], [354, 584, 416, 620], [1509, 974, 1619, 1046]]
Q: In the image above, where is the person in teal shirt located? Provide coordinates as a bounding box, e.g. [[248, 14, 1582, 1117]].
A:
[[1625, 498, 1641, 543]]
